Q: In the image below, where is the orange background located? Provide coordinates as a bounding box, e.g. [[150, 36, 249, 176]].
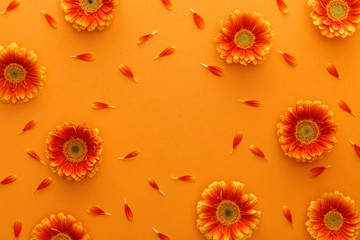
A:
[[1, 0, 360, 239]]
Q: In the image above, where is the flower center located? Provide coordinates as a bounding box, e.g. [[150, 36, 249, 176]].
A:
[[3, 63, 26, 84], [234, 29, 255, 49], [295, 119, 320, 145], [215, 200, 241, 226], [326, 0, 349, 21], [51, 233, 72, 240], [79, 0, 103, 14], [324, 210, 344, 231], [62, 138, 88, 163]]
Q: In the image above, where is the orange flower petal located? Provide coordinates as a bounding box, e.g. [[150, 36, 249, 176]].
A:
[[200, 63, 224, 76], [171, 175, 196, 182], [1, 174, 17, 184], [337, 99, 357, 117], [154, 46, 176, 60], [161, 0, 173, 10], [250, 144, 268, 161], [1, 0, 20, 14], [87, 206, 111, 216], [91, 101, 116, 109], [40, 10, 57, 28], [238, 100, 263, 107], [277, 51, 297, 67], [276, 0, 288, 14], [282, 205, 292, 224], [326, 63, 339, 79], [26, 148, 44, 165], [70, 53, 95, 61], [231, 131, 243, 154], [34, 177, 52, 192], [148, 178, 165, 196], [190, 8, 205, 29], [124, 198, 133, 221], [152, 227, 171, 240], [13, 219, 22, 238], [137, 29, 159, 44], [118, 150, 139, 160], [119, 64, 138, 83], [308, 166, 330, 178], [349, 140, 360, 158], [18, 120, 37, 135]]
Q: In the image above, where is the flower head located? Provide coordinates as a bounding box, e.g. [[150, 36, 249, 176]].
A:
[[277, 101, 337, 163], [215, 11, 274, 65], [46, 122, 103, 181], [197, 181, 261, 240]]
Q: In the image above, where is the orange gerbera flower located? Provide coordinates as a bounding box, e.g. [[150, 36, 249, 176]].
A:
[[197, 181, 261, 240], [277, 101, 337, 163], [306, 191, 360, 240], [46, 122, 103, 181], [215, 11, 274, 65], [0, 43, 46, 104], [31, 213, 90, 240], [308, 0, 360, 38], [60, 0, 118, 31]]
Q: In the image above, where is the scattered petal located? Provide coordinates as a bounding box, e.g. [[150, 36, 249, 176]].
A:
[[87, 206, 111, 216], [148, 178, 165, 196], [118, 150, 139, 160], [154, 46, 176, 60], [276, 0, 288, 14], [1, 0, 20, 14], [250, 144, 268, 161], [40, 10, 57, 28], [26, 148, 44, 165], [326, 63, 339, 79], [238, 100, 263, 107], [124, 198, 133, 221], [161, 0, 173, 10], [91, 102, 116, 109], [70, 53, 95, 61], [337, 99, 357, 117], [231, 131, 243, 154], [152, 227, 171, 240], [119, 64, 138, 83], [277, 51, 297, 67], [190, 8, 205, 29], [34, 177, 52, 192], [200, 63, 224, 76], [18, 120, 37, 135], [308, 166, 331, 178], [349, 140, 360, 158], [171, 175, 196, 182], [282, 205, 292, 224], [137, 29, 159, 44], [1, 174, 17, 184], [13, 219, 22, 238]]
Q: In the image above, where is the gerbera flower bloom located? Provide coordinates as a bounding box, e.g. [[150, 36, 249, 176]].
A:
[[197, 181, 261, 240], [215, 11, 274, 65], [308, 0, 360, 38], [46, 122, 103, 181], [0, 43, 46, 104], [60, 0, 118, 31], [306, 191, 360, 240], [31, 213, 90, 240], [277, 101, 337, 163]]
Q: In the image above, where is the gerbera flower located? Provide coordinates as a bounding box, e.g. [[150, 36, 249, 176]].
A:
[[60, 0, 118, 31], [0, 43, 46, 104], [308, 0, 360, 38], [31, 213, 90, 240], [197, 181, 261, 240], [277, 101, 337, 163], [46, 122, 103, 181], [306, 191, 360, 240], [215, 11, 274, 65]]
